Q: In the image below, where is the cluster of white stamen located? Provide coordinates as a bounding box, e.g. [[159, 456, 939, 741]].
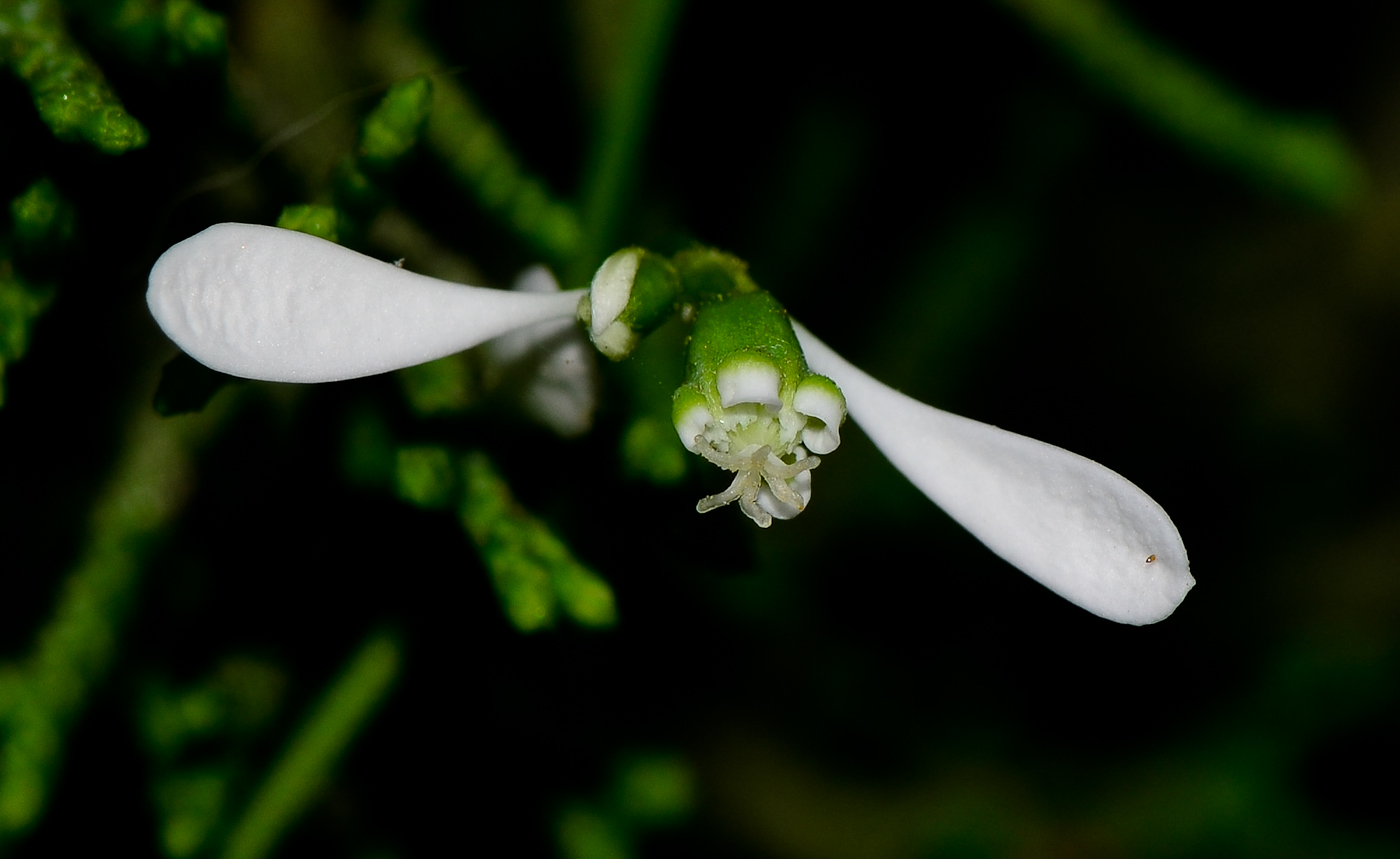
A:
[[675, 357, 844, 527], [692, 441, 818, 528]]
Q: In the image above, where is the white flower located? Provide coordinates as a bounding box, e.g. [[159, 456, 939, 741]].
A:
[[148, 224, 1193, 624]]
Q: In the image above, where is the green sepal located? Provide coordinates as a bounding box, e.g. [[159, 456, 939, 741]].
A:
[[682, 290, 807, 407], [672, 247, 759, 305], [619, 251, 680, 335]]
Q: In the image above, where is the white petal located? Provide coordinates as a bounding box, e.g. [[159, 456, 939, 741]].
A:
[[588, 248, 640, 338], [148, 223, 585, 383], [485, 266, 599, 438], [793, 323, 1193, 625], [717, 357, 782, 409], [674, 402, 712, 454], [793, 376, 845, 454]]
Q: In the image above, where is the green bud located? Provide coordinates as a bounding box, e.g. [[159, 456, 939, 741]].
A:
[[579, 248, 680, 359]]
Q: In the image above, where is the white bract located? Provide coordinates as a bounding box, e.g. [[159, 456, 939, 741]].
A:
[[148, 224, 1193, 624]]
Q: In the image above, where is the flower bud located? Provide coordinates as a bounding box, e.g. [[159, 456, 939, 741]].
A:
[[578, 248, 680, 359]]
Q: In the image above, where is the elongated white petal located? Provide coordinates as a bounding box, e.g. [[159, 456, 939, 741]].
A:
[[148, 223, 584, 383], [793, 323, 1193, 625], [485, 265, 599, 438]]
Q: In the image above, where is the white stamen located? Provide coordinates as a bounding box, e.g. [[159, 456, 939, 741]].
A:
[[692, 439, 820, 528]]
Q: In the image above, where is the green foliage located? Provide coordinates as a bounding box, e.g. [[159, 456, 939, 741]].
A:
[[393, 444, 456, 509], [275, 202, 338, 241], [0, 0, 148, 152], [0, 262, 53, 406], [557, 807, 630, 859], [361, 5, 583, 266], [141, 657, 288, 858], [10, 177, 75, 250], [0, 1, 1393, 857], [153, 352, 235, 416], [611, 752, 694, 828], [1, 178, 70, 406], [573, 0, 683, 283], [358, 74, 432, 169], [460, 451, 616, 632], [0, 404, 222, 840], [153, 769, 228, 858], [163, 0, 225, 62], [424, 82, 582, 266], [556, 752, 696, 859], [64, 0, 224, 64], [620, 415, 687, 484], [220, 632, 401, 859], [396, 352, 478, 415], [1000, 0, 1365, 209]]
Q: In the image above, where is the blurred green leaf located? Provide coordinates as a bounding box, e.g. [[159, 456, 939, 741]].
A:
[[460, 451, 616, 631], [276, 204, 339, 242], [0, 0, 148, 152], [1000, 0, 1365, 209], [153, 353, 236, 416]]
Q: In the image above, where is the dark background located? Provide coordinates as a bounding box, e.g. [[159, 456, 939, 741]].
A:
[[3, 1, 1399, 856]]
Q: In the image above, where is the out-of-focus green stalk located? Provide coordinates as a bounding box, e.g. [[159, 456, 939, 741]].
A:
[[997, 0, 1365, 210], [0, 0, 148, 152], [457, 452, 617, 633], [64, 0, 226, 64], [219, 631, 402, 859], [571, 0, 685, 288], [362, 0, 583, 267], [0, 382, 228, 841]]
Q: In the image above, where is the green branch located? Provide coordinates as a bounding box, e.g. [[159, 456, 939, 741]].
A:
[[0, 0, 148, 152], [998, 0, 1365, 210]]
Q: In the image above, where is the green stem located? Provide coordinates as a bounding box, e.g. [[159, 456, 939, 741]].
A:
[[0, 381, 227, 841], [571, 0, 685, 287], [219, 631, 402, 859], [362, 0, 583, 266], [997, 0, 1365, 210]]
